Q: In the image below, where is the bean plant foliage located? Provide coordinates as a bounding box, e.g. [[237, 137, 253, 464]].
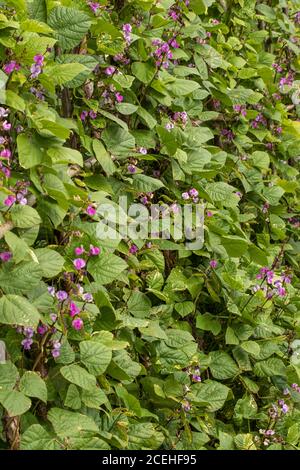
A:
[[0, 0, 299, 451]]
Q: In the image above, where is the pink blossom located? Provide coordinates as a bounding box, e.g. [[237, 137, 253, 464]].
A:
[[74, 245, 85, 255], [89, 2, 100, 13], [129, 244, 138, 254], [70, 302, 80, 317], [105, 66, 116, 76], [115, 92, 124, 103], [86, 205, 96, 216], [73, 258, 86, 270], [89, 245, 101, 256], [3, 61, 20, 74], [2, 121, 11, 131], [0, 149, 11, 158], [0, 251, 12, 262], [72, 318, 83, 330], [33, 54, 44, 65], [80, 110, 88, 121], [210, 259, 218, 269], [182, 192, 190, 200], [4, 195, 16, 206]]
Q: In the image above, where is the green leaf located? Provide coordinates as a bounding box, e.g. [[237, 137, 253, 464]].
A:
[[20, 371, 47, 403], [64, 384, 81, 410], [60, 364, 96, 391], [191, 380, 230, 412], [17, 134, 44, 169], [11, 205, 41, 229], [0, 390, 31, 416], [34, 248, 65, 278], [0, 295, 40, 327], [196, 313, 221, 335], [93, 140, 116, 176], [209, 351, 239, 379], [88, 254, 127, 285], [4, 231, 30, 264], [0, 261, 42, 294], [221, 236, 249, 258], [80, 340, 112, 375], [48, 7, 91, 50], [47, 407, 99, 437], [0, 362, 19, 390], [102, 126, 135, 155], [20, 424, 60, 450], [166, 79, 200, 96], [132, 62, 156, 84], [47, 147, 83, 166], [132, 174, 164, 192], [43, 63, 88, 86], [127, 291, 151, 318], [116, 103, 138, 115]]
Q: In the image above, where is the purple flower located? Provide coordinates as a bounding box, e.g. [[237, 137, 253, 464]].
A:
[[89, 245, 101, 256], [48, 286, 55, 296], [89, 2, 100, 13], [4, 195, 16, 206], [72, 318, 83, 330], [70, 302, 80, 317], [192, 374, 201, 382], [123, 23, 132, 43], [2, 121, 11, 131], [277, 286, 286, 297], [30, 63, 42, 79], [129, 244, 138, 254], [82, 292, 93, 302], [86, 205, 96, 216], [0, 251, 12, 262], [115, 92, 124, 103], [189, 188, 198, 198], [1, 166, 11, 178], [21, 338, 33, 350], [50, 313, 57, 322], [89, 110, 97, 119], [73, 258, 86, 270], [210, 259, 218, 269], [56, 290, 68, 302], [140, 196, 148, 205], [182, 400, 191, 412], [105, 66, 116, 76], [37, 324, 48, 335], [3, 61, 20, 74], [281, 404, 289, 414], [51, 349, 60, 358], [182, 192, 190, 200], [165, 122, 174, 131], [74, 245, 85, 256], [127, 164, 137, 174], [33, 54, 44, 66], [0, 149, 11, 159], [80, 110, 88, 121], [0, 107, 9, 118], [138, 147, 147, 155]]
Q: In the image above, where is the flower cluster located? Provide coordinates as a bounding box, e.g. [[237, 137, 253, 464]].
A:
[[3, 61, 20, 74], [253, 267, 292, 299], [181, 188, 199, 202], [73, 244, 100, 271], [30, 54, 44, 79], [3, 181, 30, 207]]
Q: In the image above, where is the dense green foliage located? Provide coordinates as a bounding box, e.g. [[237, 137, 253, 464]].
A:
[[0, 0, 300, 451]]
